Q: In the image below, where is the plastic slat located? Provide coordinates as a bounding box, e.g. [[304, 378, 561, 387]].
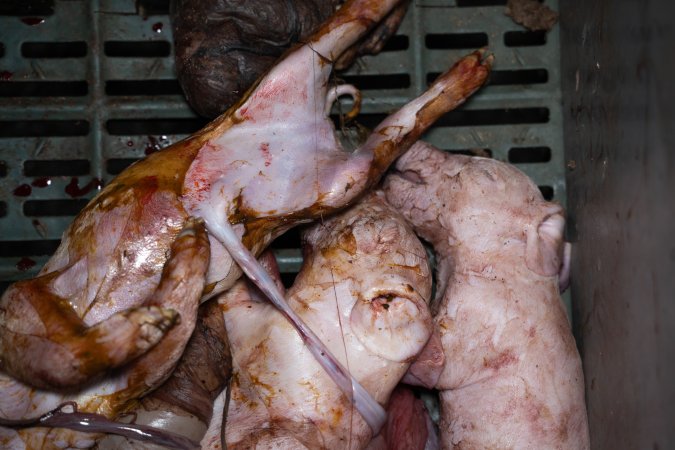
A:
[[0, 0, 564, 288]]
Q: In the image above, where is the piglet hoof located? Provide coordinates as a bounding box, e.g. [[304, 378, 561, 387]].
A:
[[0, 218, 210, 391], [0, 300, 180, 391], [97, 306, 180, 355]]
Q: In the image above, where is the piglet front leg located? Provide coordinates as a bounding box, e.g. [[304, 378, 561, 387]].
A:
[[95, 296, 230, 449], [0, 218, 209, 391]]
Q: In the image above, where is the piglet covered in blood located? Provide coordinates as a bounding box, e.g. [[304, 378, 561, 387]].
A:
[[383, 142, 590, 449], [0, 0, 491, 445], [218, 193, 433, 449]]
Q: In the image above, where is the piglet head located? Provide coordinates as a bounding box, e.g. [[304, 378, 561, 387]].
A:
[[181, 0, 493, 254], [294, 192, 433, 398], [384, 141, 566, 277]]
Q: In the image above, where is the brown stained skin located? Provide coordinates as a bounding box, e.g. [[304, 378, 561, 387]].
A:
[[0, 92, 252, 393], [222, 194, 434, 449], [337, 229, 358, 255], [2, 6, 493, 447], [367, 52, 493, 185], [0, 218, 210, 449], [144, 298, 232, 425], [98, 219, 211, 414], [1, 282, 178, 391], [237, 51, 491, 251], [0, 142, 204, 391], [482, 350, 518, 371], [92, 298, 233, 448], [334, 0, 411, 70]]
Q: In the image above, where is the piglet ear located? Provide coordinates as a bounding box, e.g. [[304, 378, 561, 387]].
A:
[[525, 210, 566, 277], [351, 291, 432, 363]]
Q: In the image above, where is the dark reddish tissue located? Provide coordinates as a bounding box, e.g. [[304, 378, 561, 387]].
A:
[[31, 177, 51, 188], [20, 17, 45, 26], [16, 257, 36, 272], [65, 177, 103, 198], [13, 184, 32, 196]]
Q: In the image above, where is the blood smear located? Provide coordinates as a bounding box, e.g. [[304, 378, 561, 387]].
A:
[[65, 177, 103, 197], [16, 257, 36, 271], [13, 184, 32, 196], [21, 17, 45, 26], [32, 177, 51, 188]]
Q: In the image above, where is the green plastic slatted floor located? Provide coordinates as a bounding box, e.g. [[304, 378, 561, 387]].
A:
[[0, 0, 564, 295]]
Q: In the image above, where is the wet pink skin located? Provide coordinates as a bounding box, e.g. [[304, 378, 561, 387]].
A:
[[384, 142, 590, 449], [0, 219, 210, 449], [217, 193, 434, 449], [0, 1, 492, 446]]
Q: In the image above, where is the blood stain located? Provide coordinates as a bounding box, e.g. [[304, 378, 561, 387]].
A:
[[152, 22, 163, 33], [0, 71, 13, 81], [260, 142, 271, 167], [31, 177, 51, 188], [21, 17, 45, 26], [126, 140, 134, 147], [13, 184, 32, 196], [65, 177, 103, 197], [139, 176, 159, 205], [16, 257, 36, 272], [21, 17, 45, 27]]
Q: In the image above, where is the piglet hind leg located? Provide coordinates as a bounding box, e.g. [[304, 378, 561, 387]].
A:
[[0, 218, 209, 391], [183, 7, 493, 228]]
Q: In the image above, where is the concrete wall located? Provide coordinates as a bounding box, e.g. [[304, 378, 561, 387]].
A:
[[560, 1, 675, 448]]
